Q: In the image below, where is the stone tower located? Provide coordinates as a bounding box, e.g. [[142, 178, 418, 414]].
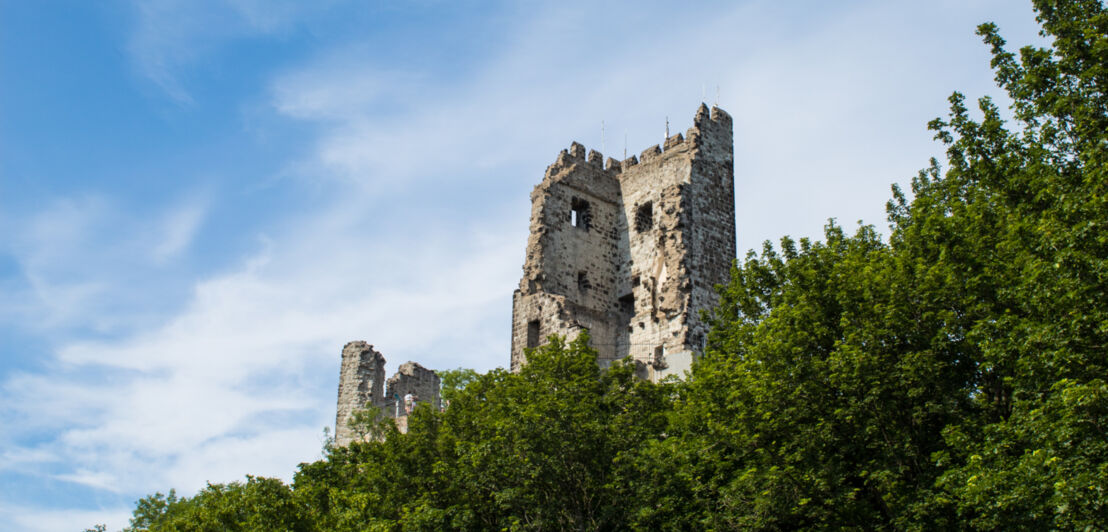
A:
[[335, 341, 440, 444], [510, 104, 735, 380], [334, 341, 385, 446]]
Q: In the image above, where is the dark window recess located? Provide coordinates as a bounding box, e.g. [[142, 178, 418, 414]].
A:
[[618, 293, 634, 315], [527, 320, 541, 349], [635, 202, 653, 232], [632, 275, 641, 287], [571, 198, 591, 230], [577, 271, 590, 293]]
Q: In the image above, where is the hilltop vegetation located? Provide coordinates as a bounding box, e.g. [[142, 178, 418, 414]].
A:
[[111, 0, 1108, 529]]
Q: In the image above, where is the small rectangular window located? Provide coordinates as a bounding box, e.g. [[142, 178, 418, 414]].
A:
[[571, 198, 591, 230], [635, 202, 653, 232], [577, 271, 590, 293], [618, 293, 634, 315]]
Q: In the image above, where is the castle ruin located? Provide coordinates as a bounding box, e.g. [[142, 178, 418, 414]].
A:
[[334, 341, 440, 446], [336, 104, 735, 444], [511, 104, 735, 380]]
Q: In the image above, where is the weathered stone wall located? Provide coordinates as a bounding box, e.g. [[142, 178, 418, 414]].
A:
[[510, 142, 625, 370], [334, 341, 386, 446], [335, 344, 441, 444], [511, 104, 735, 379], [683, 106, 736, 370], [384, 361, 441, 417]]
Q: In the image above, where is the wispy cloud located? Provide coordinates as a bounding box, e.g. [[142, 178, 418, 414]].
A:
[[7, 196, 114, 330], [126, 0, 335, 103], [2, 197, 520, 500], [3, 192, 212, 334], [151, 195, 208, 263]]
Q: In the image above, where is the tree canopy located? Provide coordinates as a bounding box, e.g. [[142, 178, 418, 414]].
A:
[[113, 1, 1108, 530]]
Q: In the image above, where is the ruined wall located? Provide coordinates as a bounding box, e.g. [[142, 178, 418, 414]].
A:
[[510, 143, 625, 370], [384, 361, 441, 417], [334, 341, 386, 447], [511, 104, 735, 379], [335, 344, 440, 444]]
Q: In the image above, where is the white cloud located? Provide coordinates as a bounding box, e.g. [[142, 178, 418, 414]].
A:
[[2, 196, 520, 500]]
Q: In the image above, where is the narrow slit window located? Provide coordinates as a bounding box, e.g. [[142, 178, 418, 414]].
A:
[[577, 271, 590, 294], [527, 320, 540, 349], [571, 198, 591, 230], [635, 202, 653, 232]]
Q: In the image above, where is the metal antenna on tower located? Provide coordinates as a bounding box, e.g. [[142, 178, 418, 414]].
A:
[[601, 120, 605, 154], [665, 116, 669, 139]]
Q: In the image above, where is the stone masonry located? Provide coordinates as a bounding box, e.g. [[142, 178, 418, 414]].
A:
[[334, 341, 440, 446], [510, 104, 735, 380]]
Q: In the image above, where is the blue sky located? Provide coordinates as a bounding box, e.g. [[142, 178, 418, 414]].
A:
[[0, 1, 1043, 529]]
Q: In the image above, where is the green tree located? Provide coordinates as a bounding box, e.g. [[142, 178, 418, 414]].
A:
[[920, 0, 1108, 526], [123, 478, 307, 532], [676, 0, 1108, 528], [681, 224, 970, 529], [346, 403, 394, 443], [437, 367, 479, 406], [286, 333, 674, 531], [441, 333, 634, 530]]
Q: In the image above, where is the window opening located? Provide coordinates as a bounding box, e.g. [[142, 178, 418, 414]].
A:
[[527, 320, 541, 349], [635, 202, 653, 232], [577, 271, 590, 294], [618, 293, 634, 315], [571, 198, 591, 230]]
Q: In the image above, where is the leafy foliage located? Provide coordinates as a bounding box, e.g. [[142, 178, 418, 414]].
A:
[[118, 1, 1108, 529]]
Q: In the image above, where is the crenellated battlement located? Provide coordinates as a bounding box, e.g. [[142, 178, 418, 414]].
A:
[[541, 103, 731, 182], [640, 144, 662, 162], [545, 142, 624, 180], [663, 132, 685, 151]]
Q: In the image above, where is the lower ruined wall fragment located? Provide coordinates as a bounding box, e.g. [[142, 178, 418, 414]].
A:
[[334, 343, 440, 445]]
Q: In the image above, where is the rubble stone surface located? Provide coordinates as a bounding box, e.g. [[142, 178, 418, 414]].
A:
[[334, 341, 386, 446]]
